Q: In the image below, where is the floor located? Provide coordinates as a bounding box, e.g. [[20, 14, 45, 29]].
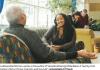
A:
[[91, 53, 100, 63]]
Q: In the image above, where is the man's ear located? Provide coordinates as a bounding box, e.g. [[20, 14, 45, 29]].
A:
[[18, 14, 26, 25]]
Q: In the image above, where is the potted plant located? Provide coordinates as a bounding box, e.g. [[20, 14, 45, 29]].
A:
[[48, 0, 72, 14]]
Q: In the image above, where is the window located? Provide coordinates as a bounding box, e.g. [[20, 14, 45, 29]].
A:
[[0, 0, 53, 30]]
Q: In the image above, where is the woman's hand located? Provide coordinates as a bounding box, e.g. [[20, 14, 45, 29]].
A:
[[77, 50, 97, 59], [51, 45, 62, 51]]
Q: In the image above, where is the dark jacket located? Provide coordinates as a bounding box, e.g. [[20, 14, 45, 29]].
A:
[[4, 24, 77, 63]]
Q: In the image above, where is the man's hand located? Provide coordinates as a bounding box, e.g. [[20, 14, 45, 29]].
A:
[[77, 50, 97, 59]]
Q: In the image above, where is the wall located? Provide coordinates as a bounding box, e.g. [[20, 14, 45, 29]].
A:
[[84, 0, 100, 21]]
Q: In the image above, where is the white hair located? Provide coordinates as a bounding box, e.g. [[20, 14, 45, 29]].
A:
[[6, 4, 25, 24]]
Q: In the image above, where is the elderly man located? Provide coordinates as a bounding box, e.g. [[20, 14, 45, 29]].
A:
[[4, 4, 96, 63]]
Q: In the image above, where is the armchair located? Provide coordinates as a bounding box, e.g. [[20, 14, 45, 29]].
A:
[[75, 28, 95, 52]]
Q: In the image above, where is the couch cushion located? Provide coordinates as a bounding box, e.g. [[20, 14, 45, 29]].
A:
[[34, 28, 47, 38]]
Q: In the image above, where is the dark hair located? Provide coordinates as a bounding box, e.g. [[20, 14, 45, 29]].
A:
[[54, 13, 75, 42], [54, 13, 67, 27], [72, 11, 81, 17]]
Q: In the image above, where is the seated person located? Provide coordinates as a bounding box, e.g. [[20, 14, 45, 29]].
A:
[[4, 4, 96, 63], [42, 13, 83, 52], [72, 11, 83, 28], [42, 13, 96, 63]]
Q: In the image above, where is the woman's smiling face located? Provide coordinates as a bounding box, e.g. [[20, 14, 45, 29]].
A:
[[56, 15, 65, 29]]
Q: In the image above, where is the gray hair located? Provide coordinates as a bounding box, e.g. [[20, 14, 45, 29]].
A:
[[6, 4, 25, 24]]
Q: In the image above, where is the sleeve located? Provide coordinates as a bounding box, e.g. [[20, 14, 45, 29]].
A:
[[61, 29, 76, 49], [26, 30, 78, 62], [42, 26, 55, 45]]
